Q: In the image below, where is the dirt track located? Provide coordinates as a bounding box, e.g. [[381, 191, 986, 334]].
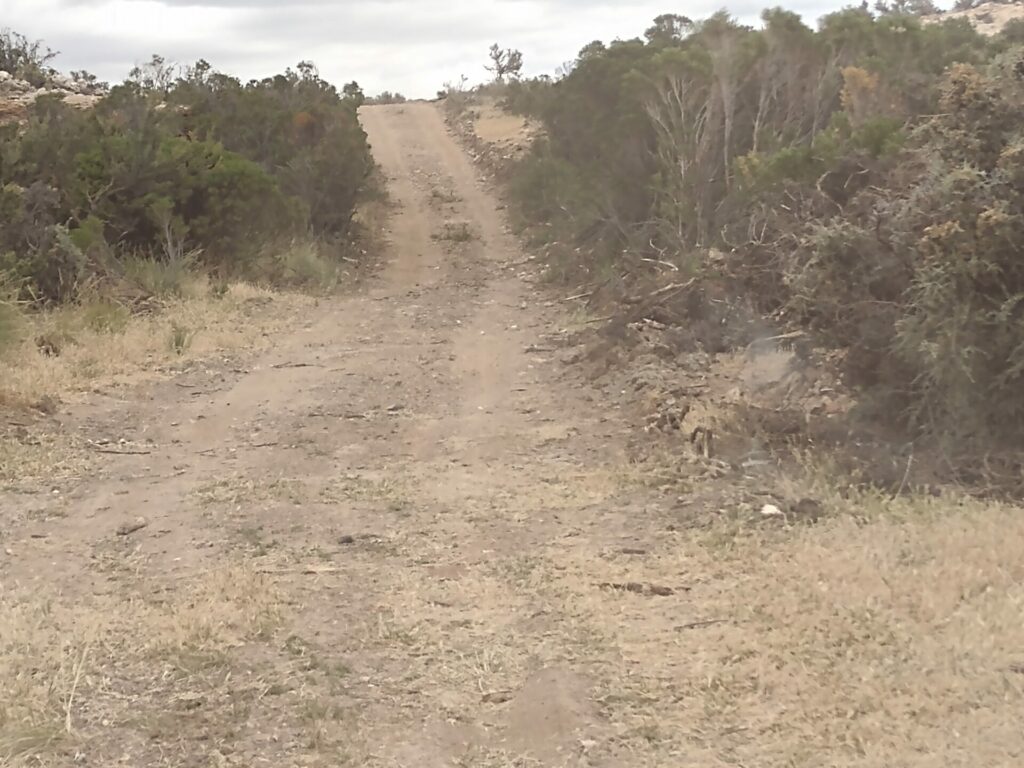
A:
[[1, 102, 668, 766], [4, 102, 1023, 768]]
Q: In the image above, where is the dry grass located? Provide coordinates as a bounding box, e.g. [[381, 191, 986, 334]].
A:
[[323, 472, 411, 505], [0, 431, 91, 492], [248, 241, 351, 292], [0, 283, 315, 488], [0, 299, 23, 356], [434, 220, 476, 243], [0, 563, 281, 765], [430, 186, 462, 205], [539, 489, 1024, 766], [0, 283, 314, 408], [194, 473, 311, 508]]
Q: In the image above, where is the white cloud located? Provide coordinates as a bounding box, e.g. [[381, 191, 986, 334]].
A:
[[2, 0, 920, 97]]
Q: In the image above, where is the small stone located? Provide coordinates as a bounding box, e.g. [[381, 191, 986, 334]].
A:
[[792, 498, 824, 522], [116, 518, 149, 536], [481, 690, 513, 704]]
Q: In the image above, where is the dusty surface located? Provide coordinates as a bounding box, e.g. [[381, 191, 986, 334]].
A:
[[473, 101, 540, 154], [447, 96, 542, 181], [3, 102, 1024, 768]]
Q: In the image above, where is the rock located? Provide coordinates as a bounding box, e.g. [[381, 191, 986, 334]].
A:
[[116, 518, 149, 536], [791, 498, 823, 522], [481, 690, 513, 704], [0, 69, 105, 125], [51, 73, 76, 90], [31, 395, 59, 415]]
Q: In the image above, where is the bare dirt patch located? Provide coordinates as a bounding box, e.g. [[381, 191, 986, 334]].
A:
[[0, 285, 317, 491], [473, 101, 539, 153]]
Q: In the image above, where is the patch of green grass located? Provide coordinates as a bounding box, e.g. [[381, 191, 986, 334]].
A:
[[0, 299, 23, 357], [80, 299, 129, 334], [167, 321, 194, 355], [251, 241, 343, 292], [123, 254, 202, 299]]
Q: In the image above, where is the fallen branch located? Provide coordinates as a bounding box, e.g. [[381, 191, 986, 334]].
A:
[[597, 581, 681, 597], [623, 278, 696, 306], [174, 384, 220, 395], [676, 619, 729, 631], [64, 641, 91, 735], [747, 331, 804, 347], [639, 257, 680, 271], [561, 291, 593, 302], [892, 451, 914, 499], [92, 447, 152, 456], [257, 566, 342, 575]]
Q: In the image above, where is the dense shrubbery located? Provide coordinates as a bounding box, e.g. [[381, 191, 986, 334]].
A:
[[801, 52, 1024, 437], [0, 49, 372, 304], [503, 7, 1024, 440], [507, 9, 995, 256]]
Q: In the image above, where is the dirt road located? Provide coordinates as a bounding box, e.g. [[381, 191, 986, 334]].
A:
[[0, 102, 668, 766], [4, 102, 1021, 768]]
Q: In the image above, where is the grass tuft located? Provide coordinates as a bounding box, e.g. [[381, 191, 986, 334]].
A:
[[122, 254, 205, 299], [249, 241, 345, 292], [0, 299, 23, 357], [167, 321, 195, 356]]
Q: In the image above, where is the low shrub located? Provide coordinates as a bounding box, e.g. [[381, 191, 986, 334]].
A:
[[249, 241, 343, 292], [0, 40, 373, 306]]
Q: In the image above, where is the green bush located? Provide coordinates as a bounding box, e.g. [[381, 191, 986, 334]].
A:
[[80, 299, 130, 333], [500, 77, 555, 117], [0, 44, 373, 305], [503, 8, 1024, 442], [121, 254, 199, 299], [889, 57, 1024, 436], [762, 53, 1024, 438], [249, 241, 342, 291], [0, 183, 88, 303]]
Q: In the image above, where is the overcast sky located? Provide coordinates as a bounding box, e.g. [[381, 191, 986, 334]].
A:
[[4, 0, 955, 98]]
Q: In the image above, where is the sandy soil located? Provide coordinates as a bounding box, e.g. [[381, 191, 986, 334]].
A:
[[925, 1, 1024, 35], [2, 102, 1022, 768]]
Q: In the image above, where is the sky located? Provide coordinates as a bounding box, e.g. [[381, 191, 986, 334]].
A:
[[3, 0, 953, 98]]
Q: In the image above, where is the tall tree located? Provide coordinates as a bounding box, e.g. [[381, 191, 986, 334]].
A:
[[645, 14, 693, 45], [485, 44, 524, 81]]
